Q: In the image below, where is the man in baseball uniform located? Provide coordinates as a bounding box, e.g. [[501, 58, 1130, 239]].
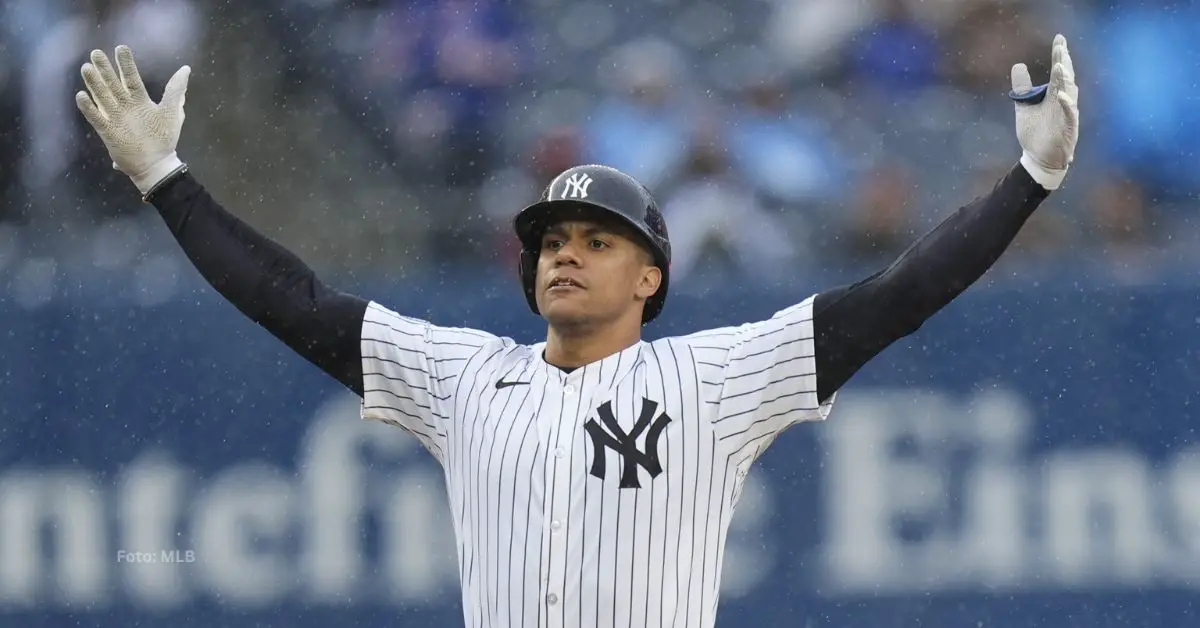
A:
[[75, 34, 1079, 627]]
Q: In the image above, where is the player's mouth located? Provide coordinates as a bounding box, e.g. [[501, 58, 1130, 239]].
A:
[[547, 276, 585, 293]]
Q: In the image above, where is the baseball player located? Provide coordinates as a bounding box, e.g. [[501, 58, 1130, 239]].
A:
[[75, 35, 1078, 627]]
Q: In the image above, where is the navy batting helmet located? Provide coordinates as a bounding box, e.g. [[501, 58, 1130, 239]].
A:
[[514, 164, 671, 323]]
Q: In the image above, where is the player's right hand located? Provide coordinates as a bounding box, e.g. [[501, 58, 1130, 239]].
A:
[[75, 45, 191, 198]]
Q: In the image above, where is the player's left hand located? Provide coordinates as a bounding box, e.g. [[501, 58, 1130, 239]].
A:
[[1009, 34, 1079, 191]]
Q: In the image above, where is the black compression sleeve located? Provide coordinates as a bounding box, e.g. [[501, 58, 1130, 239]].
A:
[[147, 171, 369, 396], [812, 162, 1051, 403]]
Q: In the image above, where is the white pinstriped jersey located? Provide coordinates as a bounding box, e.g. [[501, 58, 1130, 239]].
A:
[[359, 295, 835, 628]]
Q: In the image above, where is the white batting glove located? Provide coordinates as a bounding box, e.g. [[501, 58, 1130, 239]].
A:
[[75, 45, 192, 198], [1008, 34, 1080, 190]]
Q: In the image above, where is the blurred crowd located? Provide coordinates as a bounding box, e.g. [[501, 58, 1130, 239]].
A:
[[1, 0, 1197, 287]]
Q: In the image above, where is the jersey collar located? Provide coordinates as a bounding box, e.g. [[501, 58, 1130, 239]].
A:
[[533, 340, 646, 389]]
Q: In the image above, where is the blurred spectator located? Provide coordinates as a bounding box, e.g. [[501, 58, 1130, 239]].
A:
[[842, 0, 941, 98], [376, 0, 525, 189], [584, 38, 695, 192], [3, 0, 69, 54], [477, 126, 584, 264], [0, 3, 40, 224], [838, 161, 916, 263], [1073, 172, 1171, 284], [661, 131, 797, 285], [725, 69, 849, 207], [764, 0, 878, 77], [4, 0, 71, 225], [1090, 0, 1200, 203], [1087, 175, 1157, 254], [22, 0, 202, 224], [941, 0, 1048, 96]]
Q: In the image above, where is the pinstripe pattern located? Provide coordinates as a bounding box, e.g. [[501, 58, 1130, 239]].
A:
[[359, 295, 835, 627]]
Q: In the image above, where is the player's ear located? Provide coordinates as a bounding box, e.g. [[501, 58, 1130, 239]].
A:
[[635, 265, 662, 300]]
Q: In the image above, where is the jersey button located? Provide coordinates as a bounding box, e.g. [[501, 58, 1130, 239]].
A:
[[551, 520, 561, 531], [563, 384, 575, 395], [547, 593, 559, 605], [554, 447, 565, 458]]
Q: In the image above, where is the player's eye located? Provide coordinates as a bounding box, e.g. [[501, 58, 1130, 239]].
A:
[[544, 238, 564, 250], [589, 239, 608, 250]]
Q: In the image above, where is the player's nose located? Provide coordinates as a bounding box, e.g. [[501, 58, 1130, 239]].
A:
[[552, 241, 583, 266]]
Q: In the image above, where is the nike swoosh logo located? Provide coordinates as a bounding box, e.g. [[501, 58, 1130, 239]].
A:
[[495, 380, 530, 390]]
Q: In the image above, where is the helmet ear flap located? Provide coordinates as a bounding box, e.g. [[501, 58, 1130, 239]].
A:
[[518, 249, 541, 315]]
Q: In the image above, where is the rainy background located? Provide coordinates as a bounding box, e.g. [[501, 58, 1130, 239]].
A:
[[1, 0, 1198, 626]]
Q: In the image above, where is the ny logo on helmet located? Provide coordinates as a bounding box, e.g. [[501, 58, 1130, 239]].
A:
[[560, 173, 594, 200]]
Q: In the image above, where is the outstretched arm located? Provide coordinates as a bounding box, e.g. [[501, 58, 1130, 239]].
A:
[[75, 45, 370, 395], [812, 163, 1047, 402], [77, 45, 508, 464], [813, 34, 1081, 403], [147, 171, 369, 394]]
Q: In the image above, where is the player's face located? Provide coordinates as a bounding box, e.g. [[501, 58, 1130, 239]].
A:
[[536, 220, 662, 329]]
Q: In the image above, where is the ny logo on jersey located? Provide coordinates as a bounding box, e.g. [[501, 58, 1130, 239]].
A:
[[559, 173, 594, 199], [584, 398, 671, 489]]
